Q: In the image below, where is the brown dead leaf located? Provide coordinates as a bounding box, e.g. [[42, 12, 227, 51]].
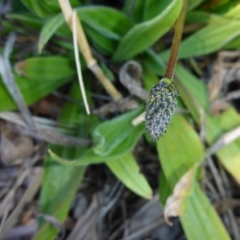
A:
[[31, 95, 62, 118], [208, 61, 224, 102], [20, 210, 33, 225], [1, 129, 34, 165], [164, 167, 196, 226], [210, 101, 229, 115], [14, 61, 26, 76]]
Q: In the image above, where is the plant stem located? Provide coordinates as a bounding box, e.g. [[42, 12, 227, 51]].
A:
[[58, 0, 123, 101], [165, 0, 188, 81]]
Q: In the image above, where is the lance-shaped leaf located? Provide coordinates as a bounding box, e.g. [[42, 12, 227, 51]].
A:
[[38, 6, 133, 55], [160, 19, 240, 60], [15, 56, 76, 81], [38, 14, 65, 53], [0, 75, 69, 113], [113, 0, 182, 62], [49, 108, 145, 166], [174, 65, 240, 183], [35, 82, 90, 240], [93, 108, 144, 156], [107, 153, 152, 199], [157, 113, 230, 240]]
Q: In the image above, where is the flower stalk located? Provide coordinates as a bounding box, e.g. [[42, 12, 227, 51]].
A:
[[144, 0, 188, 140]]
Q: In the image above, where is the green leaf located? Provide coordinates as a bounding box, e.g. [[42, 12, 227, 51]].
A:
[[185, 11, 222, 25], [160, 19, 240, 60], [21, 0, 60, 18], [181, 183, 231, 240], [21, 0, 79, 18], [93, 108, 143, 156], [212, 1, 240, 20], [49, 109, 145, 166], [78, 6, 132, 55], [142, 49, 166, 76], [113, 0, 182, 62], [173, 64, 240, 183], [35, 82, 89, 240], [0, 55, 75, 112], [157, 114, 204, 188], [6, 13, 43, 29], [143, 0, 174, 21], [188, 0, 204, 10], [37, 6, 132, 55], [0, 75, 69, 112], [38, 14, 65, 53], [78, 6, 132, 40], [206, 108, 240, 180], [142, 67, 159, 91], [123, 0, 145, 23], [107, 153, 152, 199], [157, 114, 230, 240], [83, 26, 117, 55], [15, 55, 76, 81], [224, 35, 240, 49], [159, 170, 172, 206]]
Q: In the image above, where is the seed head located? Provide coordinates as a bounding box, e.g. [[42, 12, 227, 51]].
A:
[[144, 78, 178, 141]]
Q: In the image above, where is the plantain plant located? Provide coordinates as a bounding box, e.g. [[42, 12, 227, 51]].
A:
[[2, 0, 240, 239]]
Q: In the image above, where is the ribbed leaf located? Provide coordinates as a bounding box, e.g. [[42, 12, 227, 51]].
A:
[[21, 0, 79, 18], [6, 13, 43, 29], [35, 82, 89, 240], [21, 0, 61, 18], [38, 14, 65, 53], [157, 114, 204, 187], [78, 6, 132, 40], [157, 114, 230, 240], [146, 50, 240, 183], [0, 75, 69, 112], [107, 153, 152, 199], [113, 0, 182, 61], [181, 183, 231, 240], [160, 19, 240, 60], [37, 6, 132, 55], [15, 56, 76, 81], [93, 108, 143, 156], [174, 65, 240, 181], [49, 109, 144, 166]]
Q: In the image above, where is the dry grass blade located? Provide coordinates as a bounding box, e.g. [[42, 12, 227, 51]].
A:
[[66, 195, 98, 240], [10, 125, 92, 146], [0, 33, 34, 128], [72, 10, 90, 115], [206, 125, 240, 158], [58, 0, 122, 101], [0, 168, 43, 239], [0, 112, 91, 146], [132, 112, 144, 126], [0, 111, 70, 132], [124, 219, 164, 240], [206, 157, 240, 240]]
